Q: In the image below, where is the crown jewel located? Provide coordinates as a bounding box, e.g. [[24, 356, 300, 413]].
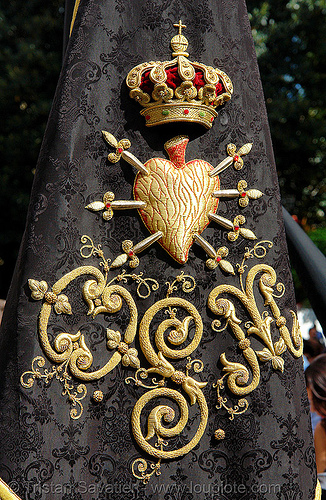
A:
[[126, 20, 233, 128]]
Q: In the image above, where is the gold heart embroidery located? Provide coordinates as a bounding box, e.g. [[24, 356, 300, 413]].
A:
[[134, 136, 220, 264]]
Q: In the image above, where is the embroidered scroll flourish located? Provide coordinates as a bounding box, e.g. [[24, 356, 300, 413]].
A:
[[20, 356, 87, 420], [22, 239, 207, 481], [126, 275, 208, 483], [208, 241, 303, 424], [21, 235, 159, 419]]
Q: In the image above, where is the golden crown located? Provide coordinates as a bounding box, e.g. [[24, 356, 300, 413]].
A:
[[126, 20, 233, 129]]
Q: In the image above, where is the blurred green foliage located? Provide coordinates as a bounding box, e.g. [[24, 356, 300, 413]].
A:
[[247, 0, 326, 227], [0, 1, 64, 296], [307, 228, 326, 256], [0, 0, 325, 298]]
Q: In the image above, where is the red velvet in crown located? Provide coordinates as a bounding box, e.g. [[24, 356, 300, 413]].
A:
[[140, 67, 225, 99], [126, 23, 233, 128]]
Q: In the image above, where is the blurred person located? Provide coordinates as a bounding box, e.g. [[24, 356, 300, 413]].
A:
[[304, 339, 324, 366], [306, 354, 326, 497], [310, 324, 325, 346]]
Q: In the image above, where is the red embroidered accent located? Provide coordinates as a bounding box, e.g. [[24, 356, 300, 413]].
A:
[[105, 203, 111, 209], [241, 192, 246, 198], [234, 155, 239, 162], [140, 68, 225, 96], [215, 82, 224, 96], [128, 250, 134, 257], [140, 70, 154, 94], [210, 117, 214, 122], [117, 147, 123, 154], [165, 137, 188, 169], [193, 70, 205, 88], [184, 109, 189, 115], [145, 115, 150, 120], [166, 67, 182, 89], [216, 256, 222, 262], [234, 225, 240, 231]]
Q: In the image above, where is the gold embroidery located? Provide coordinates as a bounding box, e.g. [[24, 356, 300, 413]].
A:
[[126, 22, 233, 128], [92, 390, 103, 402], [134, 135, 219, 264], [99, 131, 264, 269], [85, 191, 146, 221], [102, 131, 131, 163], [214, 429, 226, 440], [23, 16, 314, 491], [165, 271, 196, 297], [0, 477, 23, 500], [211, 179, 263, 208], [227, 143, 252, 170], [23, 237, 306, 483], [110, 232, 163, 270], [208, 213, 257, 241], [208, 241, 303, 427], [315, 480, 322, 500], [21, 235, 159, 418], [193, 234, 235, 273], [21, 356, 87, 420], [102, 131, 149, 174], [126, 273, 208, 483], [214, 374, 249, 419], [237, 180, 263, 208], [209, 143, 253, 176]]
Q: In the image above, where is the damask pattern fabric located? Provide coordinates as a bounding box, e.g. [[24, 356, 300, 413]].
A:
[[0, 1, 317, 499]]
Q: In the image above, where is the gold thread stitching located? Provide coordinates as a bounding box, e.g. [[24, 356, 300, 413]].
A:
[[100, 132, 264, 269], [126, 274, 208, 482], [21, 235, 159, 418], [315, 480, 322, 500], [23, 237, 306, 483], [208, 241, 303, 427]]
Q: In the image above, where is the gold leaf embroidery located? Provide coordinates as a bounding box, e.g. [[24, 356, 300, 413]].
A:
[[239, 227, 257, 240], [237, 143, 253, 156], [54, 294, 72, 315], [85, 201, 105, 212], [106, 329, 121, 349], [23, 236, 304, 484], [134, 136, 219, 264], [247, 188, 263, 199], [125, 273, 208, 481], [102, 130, 118, 148], [122, 348, 141, 369], [111, 253, 128, 268], [28, 279, 48, 300], [219, 259, 235, 275], [274, 337, 287, 355]]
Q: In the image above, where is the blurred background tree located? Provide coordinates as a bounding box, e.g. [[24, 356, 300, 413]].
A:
[[247, 1, 326, 230], [0, 0, 325, 299], [0, 1, 64, 297], [247, 0, 326, 305]]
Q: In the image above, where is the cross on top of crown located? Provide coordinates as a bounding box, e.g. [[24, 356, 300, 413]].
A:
[[173, 20, 186, 35]]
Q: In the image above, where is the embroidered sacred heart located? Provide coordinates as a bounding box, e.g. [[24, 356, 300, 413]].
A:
[[133, 135, 220, 264]]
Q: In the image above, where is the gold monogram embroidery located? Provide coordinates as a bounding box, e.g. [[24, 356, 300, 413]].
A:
[[208, 241, 303, 425], [126, 273, 208, 482], [21, 235, 159, 419], [22, 238, 304, 483]]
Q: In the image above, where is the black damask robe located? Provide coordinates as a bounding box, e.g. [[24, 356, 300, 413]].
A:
[[0, 1, 319, 499]]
